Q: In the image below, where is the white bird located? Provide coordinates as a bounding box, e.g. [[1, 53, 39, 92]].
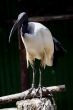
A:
[[9, 12, 66, 97], [21, 22, 54, 67]]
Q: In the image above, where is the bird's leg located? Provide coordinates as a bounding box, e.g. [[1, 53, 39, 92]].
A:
[[28, 64, 36, 96], [24, 64, 36, 99], [31, 64, 35, 88], [38, 68, 42, 98], [38, 68, 42, 88], [36, 67, 43, 98]]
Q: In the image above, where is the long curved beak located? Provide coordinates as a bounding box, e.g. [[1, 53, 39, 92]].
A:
[[9, 12, 26, 42]]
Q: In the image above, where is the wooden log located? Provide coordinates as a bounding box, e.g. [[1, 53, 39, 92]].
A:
[[0, 85, 65, 104]]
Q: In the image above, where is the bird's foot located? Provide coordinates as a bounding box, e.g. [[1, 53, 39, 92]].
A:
[[30, 85, 37, 97], [24, 84, 36, 100], [45, 89, 57, 110], [36, 84, 43, 99]]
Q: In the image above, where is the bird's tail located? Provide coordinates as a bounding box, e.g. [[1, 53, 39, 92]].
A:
[[9, 12, 26, 42], [53, 37, 67, 54], [53, 37, 67, 67]]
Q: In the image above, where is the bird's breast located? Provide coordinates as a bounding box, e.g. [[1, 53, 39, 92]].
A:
[[21, 27, 54, 67]]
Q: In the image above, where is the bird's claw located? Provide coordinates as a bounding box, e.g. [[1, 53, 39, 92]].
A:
[[36, 85, 43, 99], [24, 87, 37, 100], [30, 87, 37, 97]]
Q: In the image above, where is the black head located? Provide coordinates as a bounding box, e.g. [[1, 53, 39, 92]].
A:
[[9, 12, 28, 42]]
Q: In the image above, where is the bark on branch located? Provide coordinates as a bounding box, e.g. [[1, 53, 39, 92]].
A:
[[0, 85, 65, 104]]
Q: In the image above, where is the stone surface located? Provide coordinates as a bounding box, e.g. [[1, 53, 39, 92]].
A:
[[16, 98, 56, 110]]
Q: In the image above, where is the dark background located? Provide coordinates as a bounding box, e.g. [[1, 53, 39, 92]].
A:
[[0, 0, 73, 20], [0, 0, 73, 110]]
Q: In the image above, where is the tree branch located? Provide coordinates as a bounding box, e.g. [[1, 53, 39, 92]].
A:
[[0, 85, 65, 104]]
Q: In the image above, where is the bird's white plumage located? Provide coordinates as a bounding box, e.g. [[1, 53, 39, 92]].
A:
[[21, 22, 54, 68]]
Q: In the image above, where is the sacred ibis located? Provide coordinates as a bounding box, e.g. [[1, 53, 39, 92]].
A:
[[9, 12, 66, 97]]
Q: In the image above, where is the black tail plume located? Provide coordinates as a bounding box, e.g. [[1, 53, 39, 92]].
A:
[[53, 37, 67, 67]]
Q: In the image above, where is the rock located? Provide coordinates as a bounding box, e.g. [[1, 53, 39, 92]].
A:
[[16, 98, 56, 110]]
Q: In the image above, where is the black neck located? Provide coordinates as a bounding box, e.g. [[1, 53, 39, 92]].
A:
[[21, 13, 28, 35], [22, 21, 28, 34]]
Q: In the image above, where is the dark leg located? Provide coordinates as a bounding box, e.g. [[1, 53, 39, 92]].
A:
[[24, 63, 36, 99], [27, 63, 36, 95], [37, 66, 44, 98], [38, 68, 42, 87], [31, 64, 36, 88], [38, 68, 42, 98]]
